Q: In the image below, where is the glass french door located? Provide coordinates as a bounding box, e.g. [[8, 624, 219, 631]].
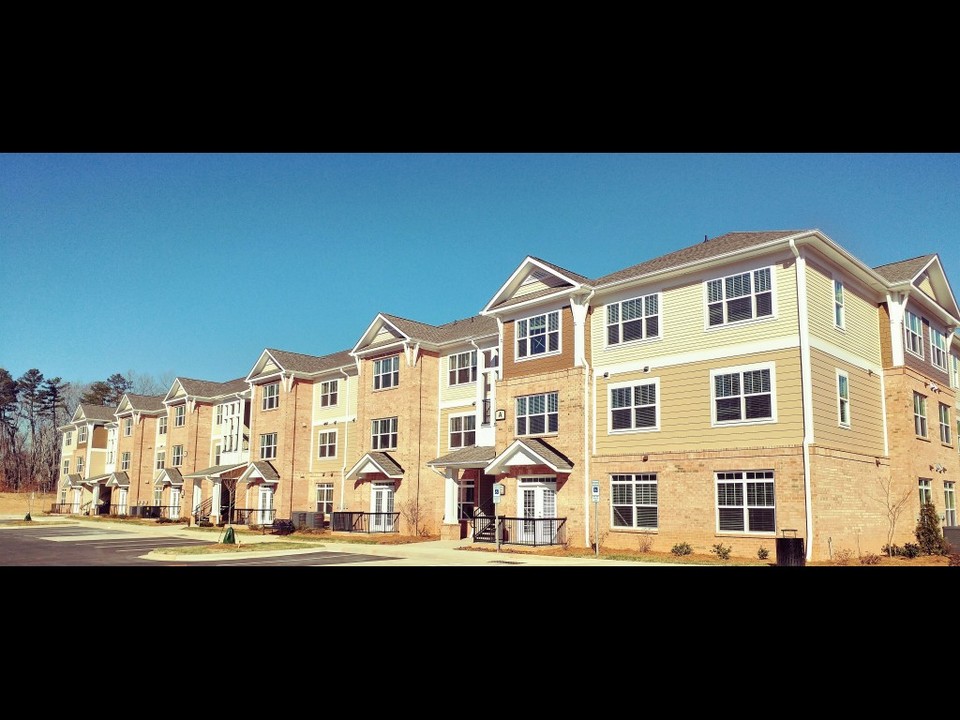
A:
[[371, 482, 395, 532], [519, 477, 557, 544], [258, 486, 275, 525], [170, 487, 182, 519], [117, 488, 128, 516]]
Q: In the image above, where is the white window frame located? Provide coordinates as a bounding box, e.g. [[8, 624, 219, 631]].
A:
[[158, 415, 167, 435], [62, 459, 69, 476], [705, 266, 774, 328], [371, 417, 398, 450], [172, 445, 183, 467], [373, 356, 399, 390], [715, 470, 776, 534], [710, 362, 777, 426], [904, 311, 924, 359], [320, 379, 339, 407], [516, 309, 561, 360], [174, 404, 186, 427], [610, 473, 658, 529], [837, 370, 851, 428], [945, 482, 956, 526], [608, 378, 660, 433], [123, 417, 132, 437], [919, 477, 933, 506], [316, 482, 334, 514], [262, 382, 279, 411], [448, 350, 478, 386], [121, 452, 130, 471], [606, 292, 660, 346], [951, 353, 959, 390], [78, 426, 87, 443], [939, 403, 951, 445], [449, 413, 476, 448], [156, 450, 165, 470], [260, 432, 277, 460], [317, 429, 337, 458], [833, 277, 845, 330], [216, 404, 224, 425], [930, 326, 948, 371], [515, 391, 559, 436], [76, 456, 84, 474], [64, 431, 72, 446], [914, 392, 928, 438]]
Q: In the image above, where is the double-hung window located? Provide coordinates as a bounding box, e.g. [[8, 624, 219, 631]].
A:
[[316, 483, 334, 514], [930, 327, 947, 371], [716, 470, 776, 533], [78, 426, 87, 443], [76, 456, 84, 474], [610, 380, 659, 432], [837, 370, 850, 427], [607, 293, 660, 345], [834, 278, 845, 329], [174, 404, 186, 427], [158, 416, 167, 435], [320, 380, 339, 407], [172, 445, 183, 467], [944, 482, 956, 526], [216, 404, 224, 424], [121, 452, 130, 471], [516, 392, 558, 436], [517, 310, 560, 358], [65, 431, 73, 446], [939, 403, 951, 445], [262, 383, 279, 410], [914, 392, 928, 437], [62, 459, 69, 476], [919, 478, 933, 506], [448, 350, 477, 385], [904, 311, 924, 358], [712, 364, 775, 424], [371, 417, 398, 450], [706, 267, 772, 327], [317, 430, 337, 458], [449, 414, 476, 448], [124, 417, 133, 436], [373, 356, 399, 390], [155, 451, 165, 470], [611, 473, 658, 529], [260, 432, 277, 460]]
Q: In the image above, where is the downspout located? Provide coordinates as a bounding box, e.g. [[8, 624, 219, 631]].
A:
[[136, 416, 145, 507], [289, 379, 298, 518], [789, 239, 815, 561], [340, 367, 350, 511], [576, 289, 595, 549]]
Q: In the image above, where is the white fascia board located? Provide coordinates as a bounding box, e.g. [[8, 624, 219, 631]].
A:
[[350, 313, 410, 356], [481, 257, 584, 315], [162, 378, 186, 404]]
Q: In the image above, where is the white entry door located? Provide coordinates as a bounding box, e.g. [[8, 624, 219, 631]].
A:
[[117, 488, 128, 516], [258, 486, 275, 525], [519, 477, 557, 545], [371, 482, 395, 532], [72, 488, 82, 514], [170, 487, 182, 519], [193, 484, 202, 518]]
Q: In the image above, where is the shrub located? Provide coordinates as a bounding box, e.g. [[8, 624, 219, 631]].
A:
[[711, 542, 731, 560], [637, 536, 653, 553], [915, 502, 950, 555], [833, 548, 853, 565], [671, 542, 692, 556], [860, 553, 882, 565], [903, 542, 921, 559], [757, 546, 769, 560], [949, 553, 960, 567], [882, 543, 903, 557]]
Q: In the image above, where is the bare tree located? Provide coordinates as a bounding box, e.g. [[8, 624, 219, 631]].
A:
[[869, 473, 914, 555]]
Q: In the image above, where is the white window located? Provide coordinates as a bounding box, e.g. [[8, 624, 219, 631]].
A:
[[172, 445, 183, 467], [156, 450, 165, 470], [317, 430, 337, 458], [371, 417, 398, 450], [449, 414, 476, 448], [939, 403, 951, 445], [458, 479, 475, 520], [448, 350, 478, 385], [78, 426, 87, 443], [837, 370, 850, 428], [121, 452, 130, 471], [216, 404, 224, 424], [607, 293, 660, 345], [214, 443, 221, 465], [952, 353, 959, 389], [320, 379, 339, 407], [919, 478, 933, 506], [262, 383, 279, 411], [260, 432, 277, 460], [516, 392, 558, 436], [123, 417, 133, 436], [609, 379, 659, 432], [516, 310, 560, 359], [945, 482, 956, 526], [914, 392, 928, 437], [833, 278, 845, 329], [174, 404, 186, 427], [711, 364, 775, 425], [706, 267, 773, 327], [62, 459, 69, 476], [64, 431, 72, 446], [611, 473, 658, 529], [373, 356, 399, 390], [76, 456, 84, 474], [158, 415, 167, 435], [904, 311, 924, 358], [106, 450, 114, 465], [930, 327, 947, 371], [716, 470, 776, 533], [316, 483, 334, 514]]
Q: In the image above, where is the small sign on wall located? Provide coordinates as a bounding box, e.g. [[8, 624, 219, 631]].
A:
[[494, 409, 506, 421]]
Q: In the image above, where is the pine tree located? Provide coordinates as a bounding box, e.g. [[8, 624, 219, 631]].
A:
[[915, 502, 949, 555]]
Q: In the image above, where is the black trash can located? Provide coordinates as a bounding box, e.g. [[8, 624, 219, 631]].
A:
[[776, 531, 805, 566]]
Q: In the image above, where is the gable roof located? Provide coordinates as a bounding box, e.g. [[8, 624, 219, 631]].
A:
[[344, 452, 404, 480], [484, 438, 574, 475], [872, 255, 937, 283], [482, 256, 591, 314], [246, 348, 355, 383], [874, 253, 960, 322], [427, 445, 498, 468], [72, 403, 118, 423], [352, 312, 498, 355], [164, 377, 250, 404], [116, 393, 166, 415]]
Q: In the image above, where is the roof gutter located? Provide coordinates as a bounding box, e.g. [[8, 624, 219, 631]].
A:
[[789, 239, 815, 562]]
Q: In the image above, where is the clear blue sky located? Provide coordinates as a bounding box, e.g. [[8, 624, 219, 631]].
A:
[[2, 153, 958, 388]]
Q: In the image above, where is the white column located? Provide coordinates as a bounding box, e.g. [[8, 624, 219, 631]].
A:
[[443, 468, 459, 524]]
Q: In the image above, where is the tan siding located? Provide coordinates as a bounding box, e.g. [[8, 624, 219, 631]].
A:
[[503, 306, 576, 379], [262, 359, 279, 374], [595, 348, 803, 454], [879, 303, 893, 368], [515, 278, 554, 298], [805, 256, 881, 365], [439, 405, 477, 454], [809, 348, 885, 456], [918, 273, 935, 298], [313, 375, 357, 420], [374, 327, 400, 344]]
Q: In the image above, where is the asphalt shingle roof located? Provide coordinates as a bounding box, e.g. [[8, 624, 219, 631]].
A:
[[79, 403, 118, 422], [260, 348, 355, 375], [123, 394, 166, 412], [427, 445, 498, 467], [872, 255, 936, 283], [378, 313, 498, 345]]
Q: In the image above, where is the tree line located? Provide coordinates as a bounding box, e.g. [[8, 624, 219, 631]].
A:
[[0, 368, 173, 493]]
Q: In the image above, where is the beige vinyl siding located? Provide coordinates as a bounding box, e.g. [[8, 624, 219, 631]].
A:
[[442, 351, 477, 403], [515, 277, 557, 298], [261, 359, 279, 374], [805, 256, 882, 365], [440, 405, 476, 454], [918, 273, 935, 298], [373, 327, 400, 344], [592, 256, 799, 366], [311, 424, 352, 472], [313, 375, 357, 420], [595, 348, 803, 454], [809, 349, 885, 455]]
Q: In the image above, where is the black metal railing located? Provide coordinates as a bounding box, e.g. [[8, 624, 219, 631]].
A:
[[193, 497, 213, 524], [472, 516, 567, 547], [331, 511, 400, 533], [481, 398, 491, 426], [232, 507, 277, 527]]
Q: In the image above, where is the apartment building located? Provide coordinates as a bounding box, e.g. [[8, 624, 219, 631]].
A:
[[110, 393, 166, 515], [57, 402, 116, 514], [55, 228, 960, 562]]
